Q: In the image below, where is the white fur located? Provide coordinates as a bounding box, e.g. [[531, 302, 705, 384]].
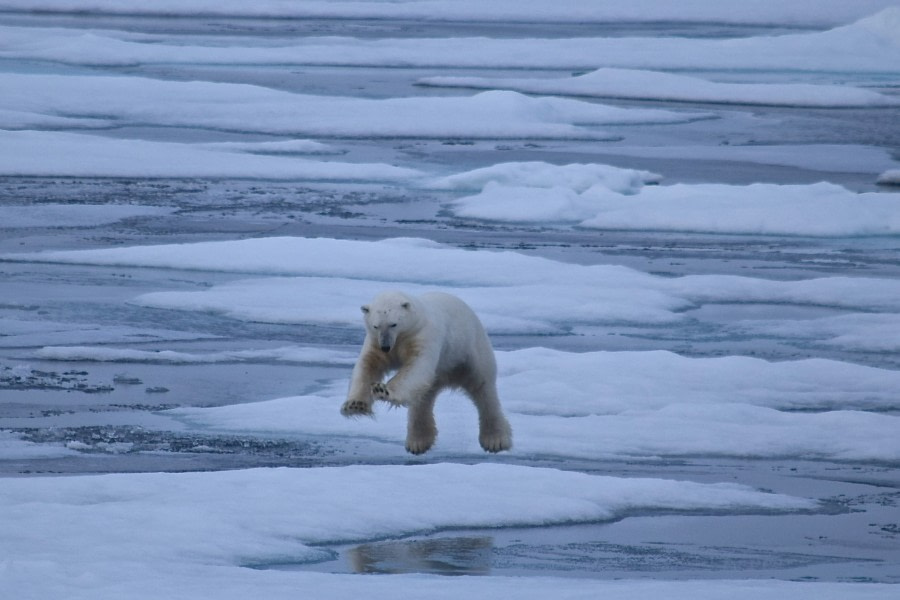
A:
[[341, 290, 513, 455]]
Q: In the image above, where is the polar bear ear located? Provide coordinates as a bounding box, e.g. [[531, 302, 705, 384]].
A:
[[401, 302, 410, 309], [361, 305, 370, 314]]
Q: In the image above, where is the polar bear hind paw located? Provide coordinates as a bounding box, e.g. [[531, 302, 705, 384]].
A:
[[479, 428, 513, 453], [406, 433, 436, 455]]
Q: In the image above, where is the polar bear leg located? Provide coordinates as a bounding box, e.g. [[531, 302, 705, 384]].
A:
[[466, 380, 512, 453], [341, 347, 389, 417], [406, 386, 439, 455]]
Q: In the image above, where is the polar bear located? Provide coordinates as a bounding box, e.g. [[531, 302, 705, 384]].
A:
[[341, 290, 512, 455]]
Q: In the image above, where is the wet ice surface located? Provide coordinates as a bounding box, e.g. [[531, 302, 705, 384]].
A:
[[2, 6, 900, 596]]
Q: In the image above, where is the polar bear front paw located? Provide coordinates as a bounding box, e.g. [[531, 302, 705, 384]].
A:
[[341, 398, 373, 417], [372, 382, 403, 407]]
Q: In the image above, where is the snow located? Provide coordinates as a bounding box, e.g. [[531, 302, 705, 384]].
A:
[[200, 140, 340, 155], [166, 349, 900, 462], [1, 0, 897, 26], [3, 571, 896, 600], [0, 74, 703, 142], [9, 231, 900, 461], [3, 2, 900, 597], [429, 161, 662, 194], [0, 430, 75, 459], [0, 319, 216, 349], [450, 178, 900, 236], [8, 236, 900, 334], [733, 314, 900, 353], [878, 169, 900, 185], [3, 8, 899, 77], [419, 69, 900, 108], [496, 348, 900, 415], [7, 233, 900, 461], [35, 345, 358, 365], [0, 131, 420, 181], [0, 462, 822, 599]]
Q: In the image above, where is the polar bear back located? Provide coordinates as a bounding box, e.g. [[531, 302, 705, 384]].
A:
[[417, 291, 496, 375]]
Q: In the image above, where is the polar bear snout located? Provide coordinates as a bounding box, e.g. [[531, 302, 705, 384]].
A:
[[378, 330, 394, 353]]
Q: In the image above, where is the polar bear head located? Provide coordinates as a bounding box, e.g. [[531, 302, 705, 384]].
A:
[[361, 291, 420, 353]]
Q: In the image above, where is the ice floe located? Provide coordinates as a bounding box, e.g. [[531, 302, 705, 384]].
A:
[[0, 74, 702, 141], [12, 235, 896, 461], [0, 319, 217, 349], [878, 169, 900, 185], [0, 0, 896, 26], [0, 430, 75, 459], [167, 348, 900, 462], [35, 345, 358, 366], [496, 348, 900, 415], [3, 3, 900, 597], [0, 462, 828, 598], [448, 175, 900, 236], [3, 8, 900, 76], [0, 130, 419, 181], [419, 69, 900, 107], [7, 236, 900, 333], [429, 161, 662, 194], [732, 314, 900, 353]]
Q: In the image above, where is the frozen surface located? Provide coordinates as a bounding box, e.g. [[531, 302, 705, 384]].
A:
[[1, 203, 173, 227], [451, 180, 900, 236], [429, 161, 662, 194], [3, 8, 900, 75], [0, 430, 75, 459], [0, 74, 703, 140], [1, 0, 898, 26], [0, 464, 822, 599], [8, 236, 900, 330], [167, 349, 900, 462], [587, 145, 899, 175], [420, 69, 900, 107], [8, 233, 900, 463], [34, 345, 358, 365], [2, 3, 900, 597], [0, 130, 420, 181]]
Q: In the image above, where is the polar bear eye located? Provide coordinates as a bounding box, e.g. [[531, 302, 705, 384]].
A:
[[372, 325, 379, 329], [390, 323, 397, 328]]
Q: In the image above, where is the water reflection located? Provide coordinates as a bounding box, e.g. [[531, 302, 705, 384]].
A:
[[348, 536, 493, 575]]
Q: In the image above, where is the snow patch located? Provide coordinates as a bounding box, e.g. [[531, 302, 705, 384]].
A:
[[168, 348, 900, 462], [0, 430, 76, 460], [0, 130, 419, 181], [36, 345, 358, 366], [8, 236, 900, 334], [449, 177, 900, 236], [0, 0, 896, 26], [877, 169, 900, 185], [420, 68, 900, 107], [0, 74, 703, 143]]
